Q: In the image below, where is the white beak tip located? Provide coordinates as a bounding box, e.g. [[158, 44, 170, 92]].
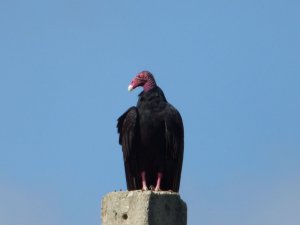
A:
[[128, 85, 133, 92]]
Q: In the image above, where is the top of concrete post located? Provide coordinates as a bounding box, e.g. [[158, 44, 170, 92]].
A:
[[101, 190, 187, 225]]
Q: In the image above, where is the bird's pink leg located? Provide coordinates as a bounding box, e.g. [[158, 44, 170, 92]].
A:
[[154, 172, 163, 191], [141, 171, 148, 191]]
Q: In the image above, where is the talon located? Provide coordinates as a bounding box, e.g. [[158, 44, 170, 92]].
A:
[[141, 171, 148, 191], [142, 186, 148, 191], [154, 172, 163, 192]]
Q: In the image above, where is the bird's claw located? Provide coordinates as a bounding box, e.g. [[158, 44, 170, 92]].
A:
[[142, 186, 149, 191]]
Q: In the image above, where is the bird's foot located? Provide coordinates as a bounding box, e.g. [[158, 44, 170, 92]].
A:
[[154, 187, 162, 191], [141, 186, 148, 191], [141, 171, 148, 191], [154, 172, 163, 191]]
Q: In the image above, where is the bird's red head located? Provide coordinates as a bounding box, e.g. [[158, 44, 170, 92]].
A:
[[128, 71, 157, 92]]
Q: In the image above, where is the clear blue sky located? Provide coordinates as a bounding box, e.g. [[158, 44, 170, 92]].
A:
[[1, 1, 299, 225]]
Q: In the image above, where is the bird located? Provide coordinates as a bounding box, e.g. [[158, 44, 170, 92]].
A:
[[117, 71, 184, 192]]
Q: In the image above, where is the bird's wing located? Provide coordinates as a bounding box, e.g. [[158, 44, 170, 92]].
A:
[[164, 104, 184, 192], [117, 107, 141, 190]]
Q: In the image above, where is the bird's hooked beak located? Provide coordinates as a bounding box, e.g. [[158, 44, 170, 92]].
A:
[[128, 84, 134, 92]]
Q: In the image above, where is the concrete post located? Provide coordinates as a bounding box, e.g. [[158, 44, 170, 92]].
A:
[[101, 190, 187, 225]]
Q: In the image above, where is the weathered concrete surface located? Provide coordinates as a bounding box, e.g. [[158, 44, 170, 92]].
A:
[[101, 191, 187, 225]]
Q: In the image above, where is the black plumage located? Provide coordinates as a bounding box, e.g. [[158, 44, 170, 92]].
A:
[[117, 72, 184, 192]]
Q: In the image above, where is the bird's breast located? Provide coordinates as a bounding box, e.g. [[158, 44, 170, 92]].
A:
[[139, 112, 165, 146]]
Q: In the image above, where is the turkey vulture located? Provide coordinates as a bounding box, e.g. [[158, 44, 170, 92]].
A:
[[117, 71, 184, 192]]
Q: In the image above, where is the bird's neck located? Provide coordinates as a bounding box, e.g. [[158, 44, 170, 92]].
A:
[[143, 78, 157, 92]]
